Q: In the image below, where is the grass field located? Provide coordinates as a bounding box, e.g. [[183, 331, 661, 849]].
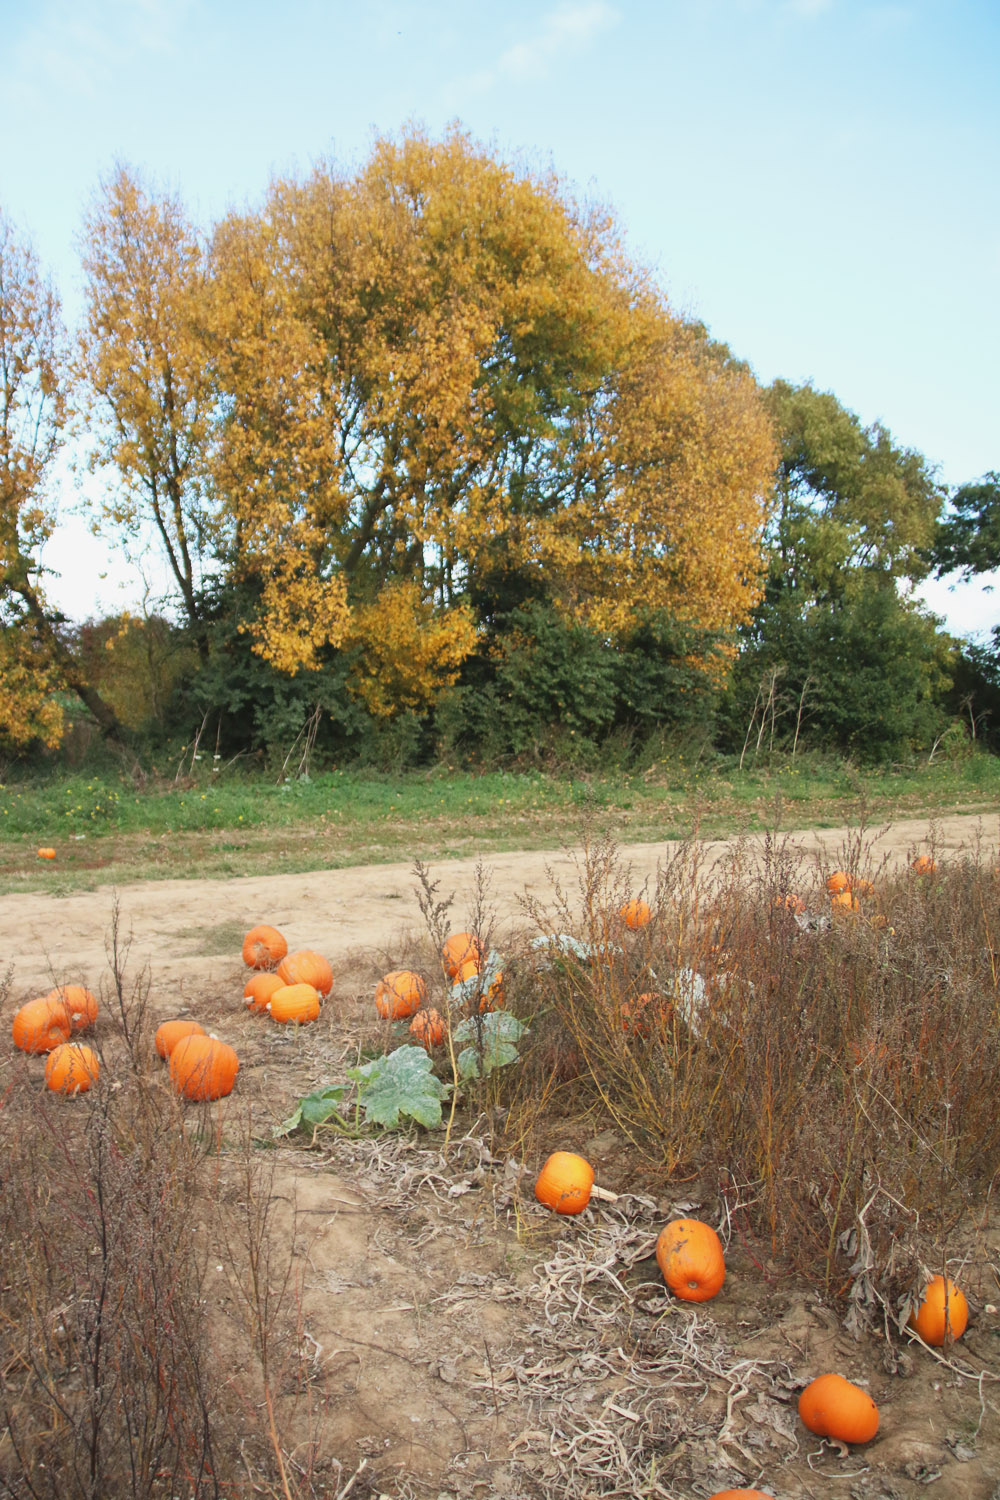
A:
[[0, 748, 997, 894]]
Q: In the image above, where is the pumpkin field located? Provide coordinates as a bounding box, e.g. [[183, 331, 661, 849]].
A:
[[1, 812, 999, 1499]]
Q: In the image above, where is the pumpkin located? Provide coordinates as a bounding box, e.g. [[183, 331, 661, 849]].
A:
[[912, 854, 937, 875], [276, 949, 333, 996], [620, 898, 652, 930], [534, 1151, 595, 1215], [852, 878, 875, 898], [44, 1042, 100, 1094], [46, 984, 98, 1032], [707, 1491, 776, 1499], [831, 890, 860, 915], [169, 1034, 239, 1101], [656, 1218, 726, 1302], [907, 1273, 968, 1346], [12, 997, 72, 1054], [772, 892, 805, 914], [375, 969, 427, 1020], [154, 1018, 206, 1059], [36, 847, 56, 860], [242, 924, 288, 970], [409, 1008, 446, 1050], [267, 983, 321, 1025], [798, 1372, 879, 1444], [453, 958, 504, 1012], [620, 991, 669, 1038], [244, 971, 284, 1013], [826, 870, 851, 895], [442, 931, 483, 979]]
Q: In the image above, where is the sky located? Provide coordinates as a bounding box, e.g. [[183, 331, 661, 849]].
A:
[[2, 0, 998, 636]]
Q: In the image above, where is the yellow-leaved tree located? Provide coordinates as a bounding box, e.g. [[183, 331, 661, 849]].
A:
[[207, 128, 776, 699]]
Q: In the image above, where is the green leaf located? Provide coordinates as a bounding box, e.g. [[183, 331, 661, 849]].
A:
[[273, 1083, 349, 1137], [453, 1011, 528, 1080], [348, 1045, 451, 1130]]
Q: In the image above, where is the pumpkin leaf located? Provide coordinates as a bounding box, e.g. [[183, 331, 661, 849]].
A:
[[348, 1045, 451, 1130], [273, 1082, 350, 1137], [453, 1011, 528, 1080]]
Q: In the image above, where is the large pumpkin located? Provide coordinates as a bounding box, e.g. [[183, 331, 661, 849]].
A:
[[798, 1372, 878, 1444], [242, 924, 288, 970], [243, 972, 284, 1014], [441, 932, 483, 980], [12, 997, 72, 1054], [656, 1218, 726, 1302], [169, 1034, 239, 1101], [276, 949, 333, 996]]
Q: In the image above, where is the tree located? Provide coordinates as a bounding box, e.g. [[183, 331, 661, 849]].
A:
[[77, 165, 218, 657], [207, 128, 777, 684], [0, 208, 124, 747], [929, 472, 1000, 580]]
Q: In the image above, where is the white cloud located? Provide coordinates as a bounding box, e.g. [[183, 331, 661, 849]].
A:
[[7, 0, 191, 108], [450, 1, 619, 101]]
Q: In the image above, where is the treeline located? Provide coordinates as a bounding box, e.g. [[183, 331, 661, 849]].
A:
[[1, 127, 997, 771]]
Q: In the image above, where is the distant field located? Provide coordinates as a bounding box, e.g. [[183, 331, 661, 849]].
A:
[[0, 751, 997, 895]]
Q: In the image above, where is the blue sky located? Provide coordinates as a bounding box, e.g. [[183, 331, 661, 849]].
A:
[[2, 0, 998, 633]]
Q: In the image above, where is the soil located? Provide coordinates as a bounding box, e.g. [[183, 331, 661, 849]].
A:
[[4, 812, 1000, 1499]]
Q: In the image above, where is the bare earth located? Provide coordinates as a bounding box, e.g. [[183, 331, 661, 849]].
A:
[[5, 812, 1000, 1499]]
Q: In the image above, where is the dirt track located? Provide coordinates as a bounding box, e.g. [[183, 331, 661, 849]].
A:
[[3, 811, 994, 1002]]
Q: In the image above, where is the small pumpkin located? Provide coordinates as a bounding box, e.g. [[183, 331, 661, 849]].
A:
[[375, 969, 427, 1020], [409, 1008, 446, 1050], [441, 931, 483, 980], [656, 1218, 726, 1302], [36, 847, 56, 860], [852, 878, 875, 898], [45, 1042, 100, 1094], [242, 924, 288, 970], [169, 1033, 239, 1101], [12, 997, 72, 1054], [907, 1273, 968, 1346], [46, 984, 98, 1032], [453, 957, 505, 1012], [534, 1151, 595, 1215], [620, 898, 652, 931], [772, 892, 805, 914], [267, 983, 321, 1025], [276, 949, 333, 996], [826, 870, 851, 895], [798, 1372, 879, 1444], [243, 972, 285, 1014], [912, 854, 937, 875], [154, 1018, 206, 1059], [831, 890, 860, 915], [620, 991, 668, 1038], [707, 1491, 776, 1499]]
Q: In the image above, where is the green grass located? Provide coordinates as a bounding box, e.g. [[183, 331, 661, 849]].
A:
[[0, 749, 998, 895]]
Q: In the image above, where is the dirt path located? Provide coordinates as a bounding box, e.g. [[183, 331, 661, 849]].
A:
[[3, 810, 994, 1002]]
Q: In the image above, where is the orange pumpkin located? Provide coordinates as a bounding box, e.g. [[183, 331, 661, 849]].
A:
[[441, 931, 483, 979], [409, 1008, 446, 1050], [852, 878, 875, 898], [242, 924, 288, 970], [620, 991, 670, 1038], [656, 1218, 726, 1302], [912, 854, 937, 875], [276, 949, 333, 995], [772, 892, 805, 914], [45, 1042, 100, 1094], [826, 870, 851, 895], [375, 970, 427, 1020], [707, 1491, 776, 1499], [243, 972, 284, 1014], [154, 1018, 206, 1059], [12, 997, 72, 1054], [36, 847, 56, 860], [267, 983, 321, 1025], [453, 958, 504, 1012], [169, 1034, 239, 1101], [534, 1151, 595, 1215], [831, 890, 860, 915], [46, 984, 99, 1032], [798, 1372, 879, 1444], [620, 898, 652, 931], [907, 1274, 968, 1346]]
